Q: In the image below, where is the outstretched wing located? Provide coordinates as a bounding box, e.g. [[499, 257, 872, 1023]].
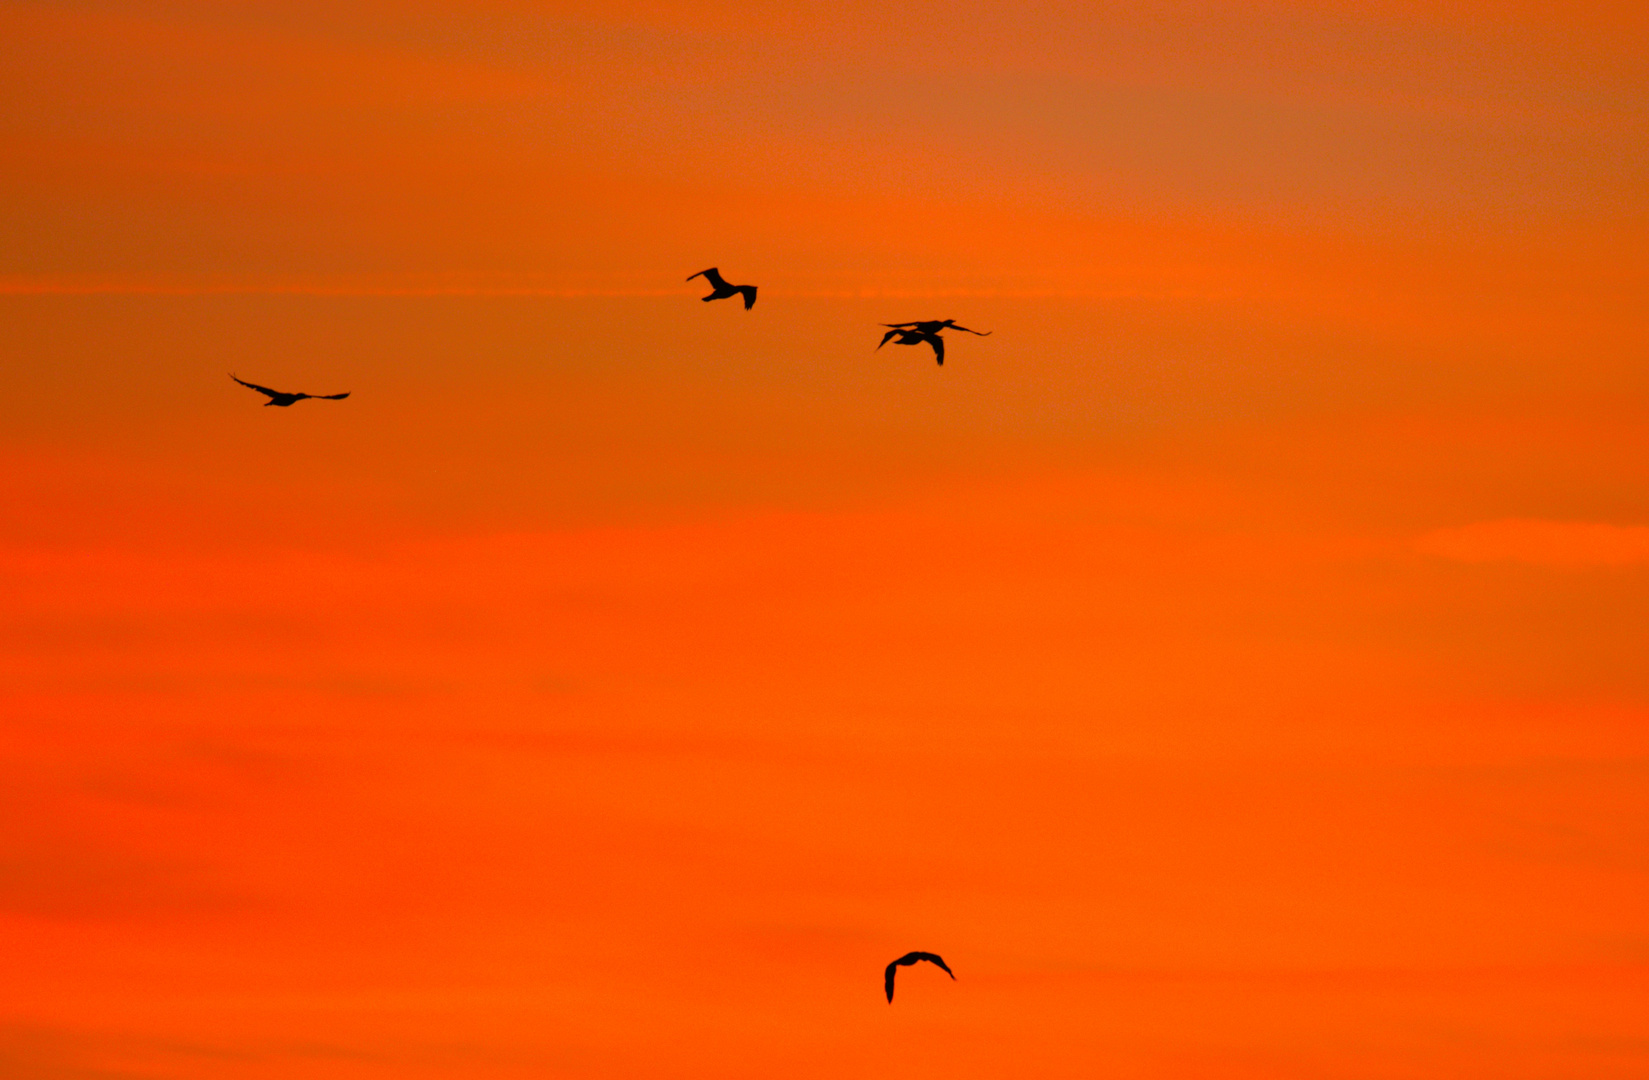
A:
[[882, 321, 920, 329], [913, 952, 955, 979], [688, 267, 729, 289], [877, 329, 903, 350], [738, 285, 757, 309], [230, 374, 281, 398], [312, 392, 350, 400], [885, 961, 900, 1002], [950, 324, 992, 336]]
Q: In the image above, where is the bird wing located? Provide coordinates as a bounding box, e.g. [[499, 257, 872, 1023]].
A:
[[926, 333, 945, 365], [883, 322, 920, 329], [312, 392, 351, 400], [915, 952, 955, 979], [230, 374, 282, 398], [877, 329, 902, 350], [951, 325, 992, 336], [689, 267, 729, 289], [739, 285, 757, 309], [884, 961, 899, 1002]]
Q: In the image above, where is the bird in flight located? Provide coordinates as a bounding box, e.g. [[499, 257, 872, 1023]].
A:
[[231, 374, 350, 407], [876, 320, 991, 366], [687, 267, 758, 309], [884, 951, 956, 1002]]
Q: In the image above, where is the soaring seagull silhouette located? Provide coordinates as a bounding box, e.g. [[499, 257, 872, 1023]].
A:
[[876, 320, 991, 366], [884, 951, 955, 1002], [231, 374, 350, 407], [687, 267, 757, 309]]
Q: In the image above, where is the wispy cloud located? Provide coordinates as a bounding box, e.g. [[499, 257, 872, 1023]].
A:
[[0, 275, 1268, 301], [0, 276, 678, 297], [1417, 519, 1649, 566]]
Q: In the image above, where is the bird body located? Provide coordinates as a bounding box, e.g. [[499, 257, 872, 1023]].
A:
[[876, 320, 991, 365], [231, 374, 350, 407], [687, 267, 757, 309], [878, 327, 946, 365], [884, 951, 955, 1002]]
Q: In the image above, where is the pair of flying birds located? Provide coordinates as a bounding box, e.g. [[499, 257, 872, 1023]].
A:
[[230, 266, 988, 405], [690, 266, 990, 366]]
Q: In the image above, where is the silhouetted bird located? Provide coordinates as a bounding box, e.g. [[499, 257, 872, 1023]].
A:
[[877, 327, 946, 365], [687, 267, 757, 309], [876, 320, 990, 366], [884, 951, 955, 1002], [231, 374, 350, 407], [891, 319, 991, 338]]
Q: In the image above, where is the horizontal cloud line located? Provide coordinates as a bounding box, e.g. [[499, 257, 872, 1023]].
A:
[[1417, 519, 1649, 566], [0, 281, 678, 298], [0, 278, 1259, 301]]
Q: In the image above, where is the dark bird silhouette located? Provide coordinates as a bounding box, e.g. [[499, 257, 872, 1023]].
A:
[[888, 319, 991, 338], [687, 267, 757, 309], [884, 951, 955, 1002], [876, 320, 991, 366], [231, 374, 350, 407], [877, 327, 946, 365]]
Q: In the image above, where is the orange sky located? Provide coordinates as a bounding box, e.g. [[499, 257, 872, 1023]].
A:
[[2, 2, 1648, 1077]]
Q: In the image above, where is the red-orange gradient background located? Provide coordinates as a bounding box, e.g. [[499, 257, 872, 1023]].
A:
[[3, 2, 1648, 1077]]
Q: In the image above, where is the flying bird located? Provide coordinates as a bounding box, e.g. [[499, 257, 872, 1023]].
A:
[[687, 267, 757, 309], [887, 319, 991, 338], [877, 327, 947, 365], [231, 374, 350, 407], [876, 320, 991, 366], [884, 951, 955, 1002]]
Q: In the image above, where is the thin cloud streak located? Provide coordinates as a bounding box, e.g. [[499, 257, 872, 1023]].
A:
[[0, 278, 680, 298], [1418, 519, 1649, 567], [0, 277, 1297, 302]]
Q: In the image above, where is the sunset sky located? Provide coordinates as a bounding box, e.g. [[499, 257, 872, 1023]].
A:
[[3, 1, 1648, 1077]]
